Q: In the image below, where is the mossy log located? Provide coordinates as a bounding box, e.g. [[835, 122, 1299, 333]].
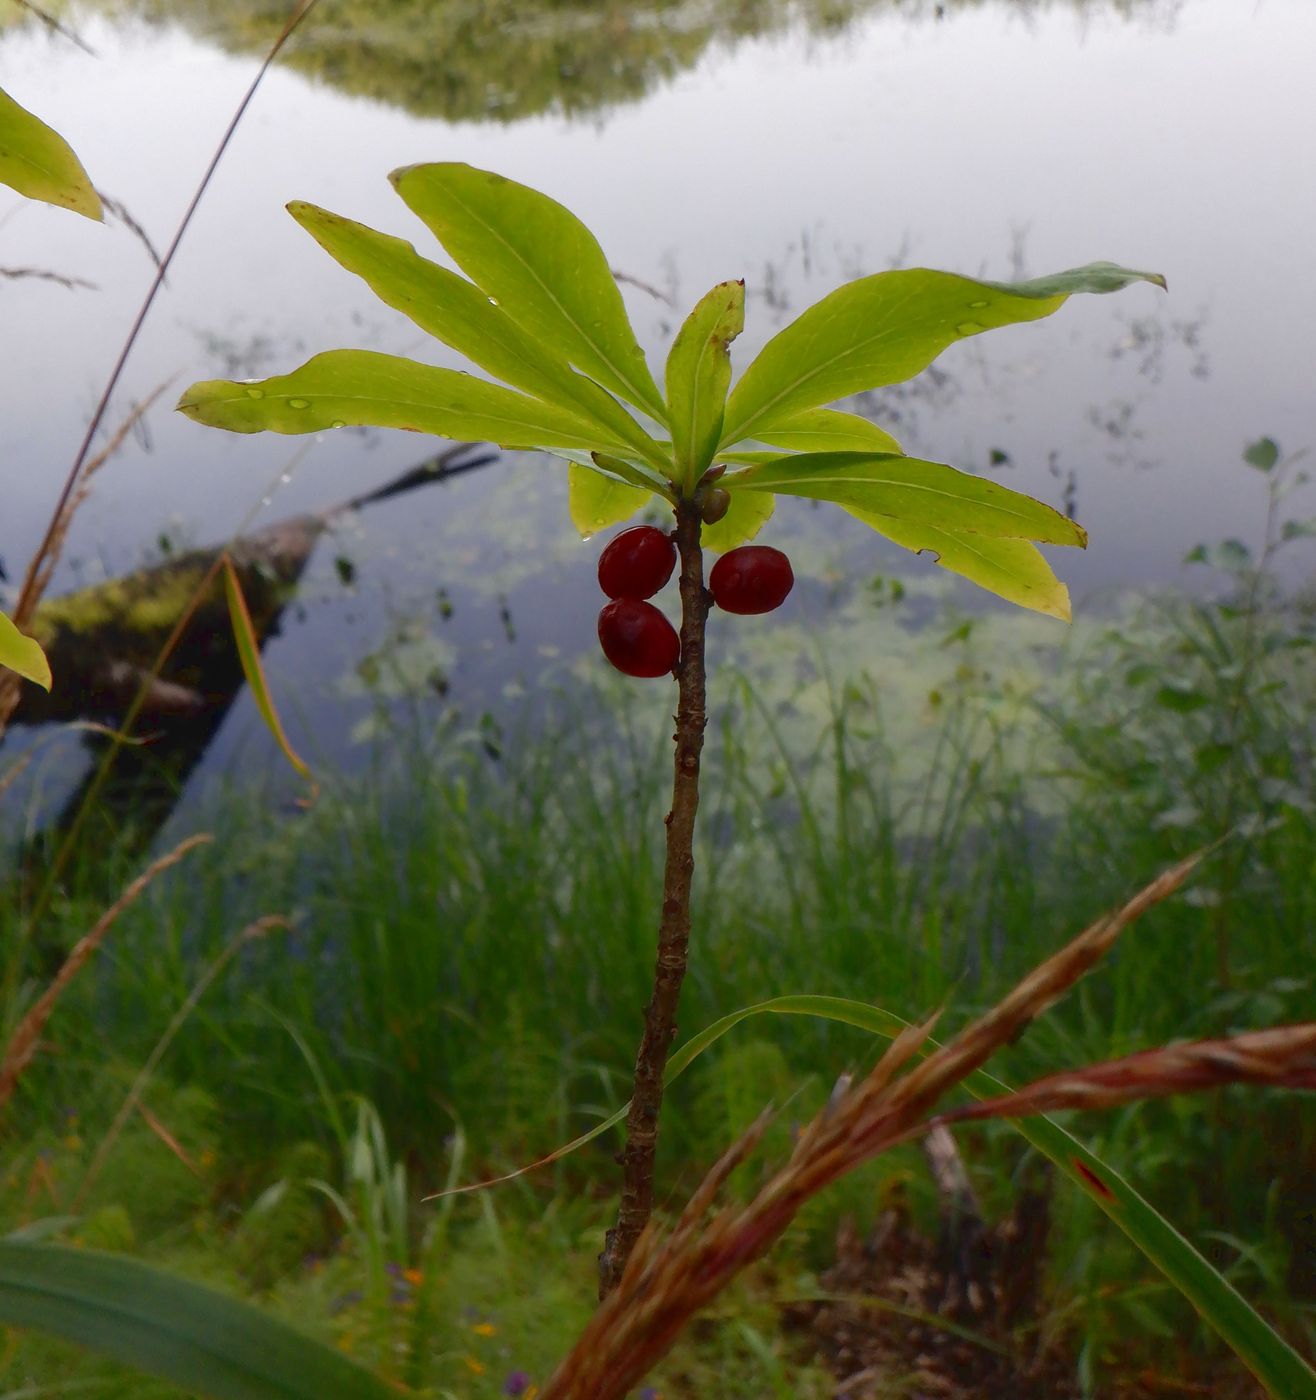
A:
[[10, 443, 495, 729]]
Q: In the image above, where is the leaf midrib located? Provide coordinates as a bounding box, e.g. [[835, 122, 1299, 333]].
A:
[[723, 277, 926, 443], [733, 468, 1072, 535], [434, 178, 660, 419]]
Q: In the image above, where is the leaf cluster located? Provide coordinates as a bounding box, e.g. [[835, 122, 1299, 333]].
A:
[[179, 162, 1165, 620]]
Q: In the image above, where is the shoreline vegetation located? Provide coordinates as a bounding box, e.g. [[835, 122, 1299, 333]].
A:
[[3, 566, 1313, 1395]]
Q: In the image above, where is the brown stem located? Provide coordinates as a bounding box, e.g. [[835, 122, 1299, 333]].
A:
[[598, 497, 709, 1298]]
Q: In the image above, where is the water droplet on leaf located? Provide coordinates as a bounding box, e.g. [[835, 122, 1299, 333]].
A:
[[330, 419, 346, 429], [288, 398, 310, 410], [245, 387, 264, 399], [968, 300, 989, 309], [955, 321, 984, 335]]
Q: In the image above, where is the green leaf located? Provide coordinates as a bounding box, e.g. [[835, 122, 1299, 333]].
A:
[[390, 163, 666, 421], [0, 87, 102, 221], [177, 350, 617, 453], [0, 1242, 396, 1400], [700, 490, 775, 553], [721, 262, 1165, 446], [1242, 437, 1280, 472], [222, 556, 315, 792], [0, 611, 51, 690], [726, 451, 1086, 546], [846, 507, 1072, 620], [567, 462, 651, 536], [665, 280, 744, 488], [287, 201, 666, 471], [747, 407, 902, 455]]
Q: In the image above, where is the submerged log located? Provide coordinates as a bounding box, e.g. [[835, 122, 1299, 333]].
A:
[[6, 442, 497, 943], [11, 442, 496, 729]]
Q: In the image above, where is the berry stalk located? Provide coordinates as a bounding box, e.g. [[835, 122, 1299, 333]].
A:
[[598, 496, 710, 1298]]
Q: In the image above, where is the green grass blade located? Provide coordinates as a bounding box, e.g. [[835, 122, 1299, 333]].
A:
[[390, 163, 666, 421], [720, 262, 1164, 446], [0, 1242, 398, 1400], [222, 556, 314, 790], [0, 86, 102, 220], [178, 349, 615, 453]]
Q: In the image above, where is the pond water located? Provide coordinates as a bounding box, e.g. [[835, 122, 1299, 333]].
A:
[[2, 0, 1314, 803]]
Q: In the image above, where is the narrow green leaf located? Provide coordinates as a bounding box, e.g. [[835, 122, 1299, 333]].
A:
[[589, 451, 674, 498], [0, 1242, 396, 1400], [287, 201, 665, 470], [845, 506, 1072, 620], [721, 262, 1165, 446], [0, 611, 52, 690], [744, 407, 902, 455], [727, 451, 1086, 546], [178, 350, 616, 453], [567, 462, 651, 536], [222, 557, 315, 792], [665, 280, 744, 488], [700, 490, 775, 553], [0, 87, 102, 220], [390, 163, 666, 420]]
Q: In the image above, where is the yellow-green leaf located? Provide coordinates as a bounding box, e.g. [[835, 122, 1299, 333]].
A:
[[391, 163, 665, 420], [727, 451, 1085, 546], [665, 279, 744, 489], [700, 490, 775, 553], [178, 350, 614, 454], [846, 506, 1072, 620], [287, 201, 665, 470], [222, 556, 315, 789], [0, 86, 102, 220], [0, 611, 52, 690], [746, 407, 902, 455], [567, 462, 651, 536], [721, 262, 1165, 446]]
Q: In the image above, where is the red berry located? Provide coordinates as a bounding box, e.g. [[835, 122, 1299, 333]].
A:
[[597, 599, 680, 677], [597, 526, 676, 600], [708, 545, 794, 615]]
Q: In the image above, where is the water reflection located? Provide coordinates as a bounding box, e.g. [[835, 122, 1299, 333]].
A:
[[64, 0, 1186, 122]]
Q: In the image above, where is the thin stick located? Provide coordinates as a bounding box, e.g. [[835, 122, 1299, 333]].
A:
[[4, 0, 321, 642], [0, 834, 212, 1113], [72, 913, 289, 1210], [598, 497, 710, 1297]]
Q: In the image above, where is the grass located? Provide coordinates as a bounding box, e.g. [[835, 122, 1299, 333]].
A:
[[2, 563, 1315, 1395]]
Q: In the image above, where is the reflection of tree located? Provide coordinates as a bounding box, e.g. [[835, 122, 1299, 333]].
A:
[[71, 0, 1181, 124]]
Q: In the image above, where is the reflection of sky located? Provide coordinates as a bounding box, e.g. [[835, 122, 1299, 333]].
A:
[[2, 0, 1315, 785]]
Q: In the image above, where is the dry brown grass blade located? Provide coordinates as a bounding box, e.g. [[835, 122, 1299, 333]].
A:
[[0, 833, 212, 1114], [931, 1023, 1316, 1127], [21, 383, 171, 616], [543, 857, 1202, 1399], [888, 851, 1203, 1126]]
